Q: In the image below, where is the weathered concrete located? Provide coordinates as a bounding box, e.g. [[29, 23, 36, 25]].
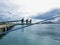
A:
[[0, 24, 14, 33]]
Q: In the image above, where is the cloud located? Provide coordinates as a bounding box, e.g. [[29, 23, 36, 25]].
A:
[[0, 0, 60, 17], [13, 0, 60, 17], [2, 0, 59, 17], [31, 9, 60, 19], [0, 0, 60, 21], [0, 0, 22, 21], [30, 8, 60, 23]]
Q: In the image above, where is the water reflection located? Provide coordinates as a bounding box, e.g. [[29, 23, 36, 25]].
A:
[[0, 24, 32, 39], [0, 34, 6, 39], [0, 24, 60, 45], [9, 24, 32, 32], [37, 31, 60, 36], [21, 25, 24, 32], [36, 24, 60, 42], [0, 25, 15, 39]]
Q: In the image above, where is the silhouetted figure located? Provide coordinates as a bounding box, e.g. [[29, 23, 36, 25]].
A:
[[26, 19, 28, 23], [21, 18, 24, 23], [29, 19, 32, 23]]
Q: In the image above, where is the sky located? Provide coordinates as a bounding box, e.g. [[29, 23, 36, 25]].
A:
[[0, 0, 60, 17]]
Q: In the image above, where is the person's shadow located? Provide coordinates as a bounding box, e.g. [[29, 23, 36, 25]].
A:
[[0, 33, 7, 39], [21, 25, 24, 32]]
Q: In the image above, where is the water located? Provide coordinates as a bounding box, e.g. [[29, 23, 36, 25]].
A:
[[0, 24, 60, 45]]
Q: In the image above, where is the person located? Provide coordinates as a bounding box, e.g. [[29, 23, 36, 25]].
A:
[[21, 17, 24, 23], [26, 19, 28, 23], [29, 19, 32, 23]]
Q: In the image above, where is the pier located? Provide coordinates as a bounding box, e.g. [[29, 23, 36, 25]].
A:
[[0, 15, 60, 35], [0, 24, 14, 33]]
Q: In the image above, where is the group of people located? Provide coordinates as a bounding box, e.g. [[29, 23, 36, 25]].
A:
[[21, 18, 32, 24]]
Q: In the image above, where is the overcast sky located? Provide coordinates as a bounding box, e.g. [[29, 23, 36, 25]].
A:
[[0, 0, 60, 17]]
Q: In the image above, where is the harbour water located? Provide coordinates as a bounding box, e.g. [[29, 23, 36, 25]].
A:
[[0, 24, 60, 45]]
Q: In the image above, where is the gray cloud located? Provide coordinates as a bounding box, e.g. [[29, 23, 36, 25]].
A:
[[31, 9, 60, 19], [0, 0, 21, 22]]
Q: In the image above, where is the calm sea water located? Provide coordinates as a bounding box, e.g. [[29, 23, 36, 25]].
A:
[[0, 24, 60, 45]]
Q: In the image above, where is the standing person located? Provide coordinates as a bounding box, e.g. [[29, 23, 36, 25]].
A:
[[26, 19, 28, 24], [21, 17, 24, 23], [29, 19, 32, 23]]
